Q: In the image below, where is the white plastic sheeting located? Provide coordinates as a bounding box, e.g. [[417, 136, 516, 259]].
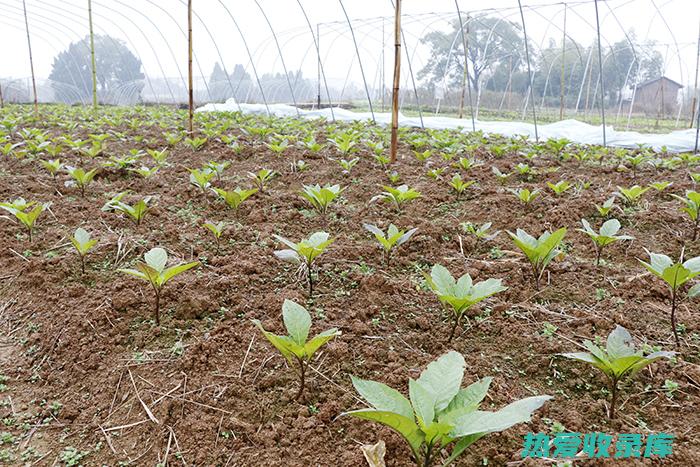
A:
[[197, 99, 699, 153]]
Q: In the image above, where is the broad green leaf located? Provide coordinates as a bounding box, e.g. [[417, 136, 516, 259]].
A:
[[344, 410, 423, 458], [606, 325, 638, 360], [303, 328, 339, 356], [145, 247, 168, 273], [161, 261, 199, 284], [409, 378, 436, 429], [416, 351, 465, 413], [451, 395, 552, 437], [351, 376, 413, 419], [282, 299, 311, 346]]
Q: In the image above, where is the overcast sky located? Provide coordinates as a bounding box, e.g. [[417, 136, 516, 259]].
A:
[[1, 0, 699, 94]]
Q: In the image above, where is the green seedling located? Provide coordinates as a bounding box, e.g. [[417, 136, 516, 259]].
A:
[[595, 197, 616, 217], [578, 218, 633, 266], [460, 222, 500, 252], [372, 185, 421, 213], [66, 166, 98, 197], [273, 232, 333, 296], [561, 325, 674, 419], [671, 190, 700, 241], [212, 187, 258, 212], [363, 223, 417, 266], [112, 198, 150, 226], [615, 185, 650, 205], [71, 227, 97, 274], [188, 168, 215, 192], [0, 198, 49, 242], [205, 160, 230, 181], [423, 264, 507, 341], [118, 247, 199, 325], [509, 188, 540, 207], [649, 181, 672, 192], [639, 250, 700, 347], [345, 351, 551, 467], [41, 159, 62, 181], [338, 158, 359, 174], [203, 221, 227, 253], [252, 299, 340, 401], [508, 228, 567, 290], [449, 174, 476, 198], [247, 168, 276, 192], [146, 148, 169, 165], [129, 166, 159, 179], [547, 181, 571, 196], [300, 184, 343, 214], [184, 136, 207, 151], [491, 166, 512, 184]]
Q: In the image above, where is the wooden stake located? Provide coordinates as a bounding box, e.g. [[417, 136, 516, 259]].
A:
[[88, 0, 98, 108], [559, 5, 566, 120], [22, 0, 38, 113], [187, 0, 194, 134], [389, 0, 401, 164], [0, 81, 4, 108]]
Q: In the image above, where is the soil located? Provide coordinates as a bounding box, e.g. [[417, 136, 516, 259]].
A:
[[0, 107, 699, 466]]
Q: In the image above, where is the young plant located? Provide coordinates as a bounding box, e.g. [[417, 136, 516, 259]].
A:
[[649, 181, 672, 192], [112, 198, 150, 226], [129, 166, 159, 179], [41, 159, 63, 181], [372, 185, 421, 213], [345, 351, 551, 467], [273, 232, 333, 296], [491, 166, 511, 185], [386, 170, 401, 184], [639, 250, 700, 347], [252, 299, 340, 401], [448, 174, 475, 199], [184, 136, 207, 151], [595, 197, 616, 217], [561, 325, 674, 419], [423, 264, 507, 341], [547, 180, 571, 196], [363, 223, 417, 266], [508, 228, 567, 290], [0, 198, 49, 242], [509, 187, 540, 207], [71, 227, 97, 274], [578, 218, 633, 266], [205, 160, 230, 181], [427, 167, 446, 180], [338, 157, 359, 174], [188, 168, 215, 193], [66, 166, 98, 197], [203, 221, 227, 252], [118, 247, 199, 325], [670, 190, 700, 241], [300, 184, 343, 214], [454, 156, 482, 171], [615, 185, 650, 205], [146, 148, 169, 165], [460, 222, 499, 252], [247, 168, 276, 192], [212, 187, 258, 212]]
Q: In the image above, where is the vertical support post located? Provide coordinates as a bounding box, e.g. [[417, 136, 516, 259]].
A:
[[22, 0, 39, 114], [0, 82, 4, 108], [88, 0, 98, 108], [455, 2, 475, 131], [381, 19, 385, 112], [517, 0, 538, 142], [317, 23, 321, 109], [594, 0, 606, 146], [559, 5, 566, 120], [187, 0, 194, 134], [690, 19, 700, 128], [390, 0, 401, 164]]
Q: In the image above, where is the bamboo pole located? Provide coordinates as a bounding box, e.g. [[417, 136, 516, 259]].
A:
[[187, 0, 194, 134], [389, 0, 401, 164], [88, 0, 98, 108], [0, 82, 4, 108], [22, 0, 38, 114]]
